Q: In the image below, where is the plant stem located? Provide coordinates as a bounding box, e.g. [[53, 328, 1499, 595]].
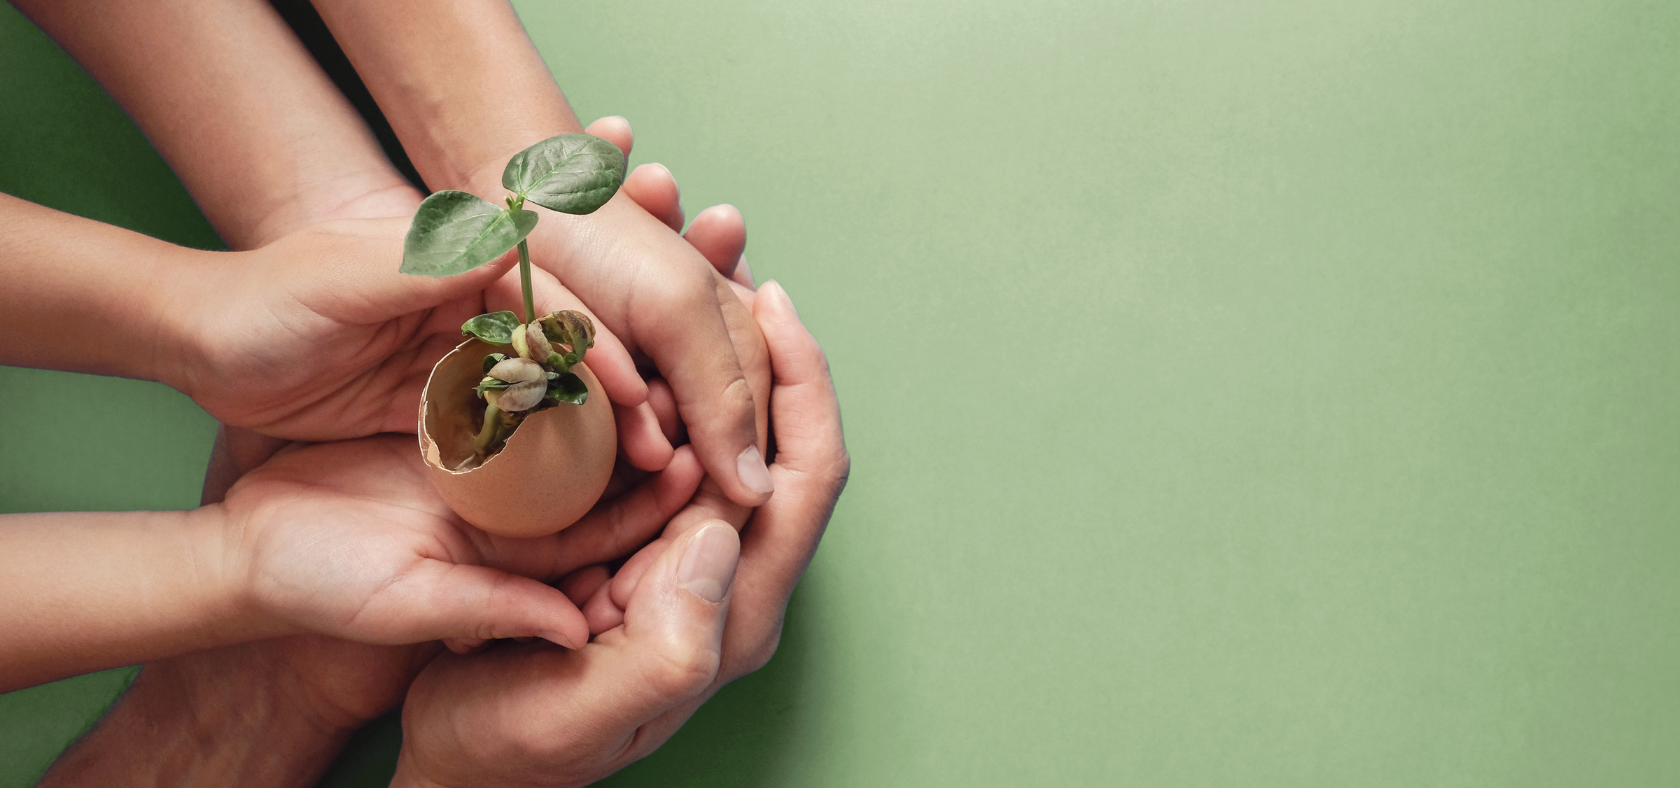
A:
[[474, 402, 504, 455], [517, 240, 536, 324]]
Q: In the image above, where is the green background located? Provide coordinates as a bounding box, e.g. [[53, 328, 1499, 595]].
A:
[[4, 0, 1680, 785]]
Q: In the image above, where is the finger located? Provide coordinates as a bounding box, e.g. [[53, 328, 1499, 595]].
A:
[[753, 281, 846, 479], [724, 278, 755, 311], [584, 575, 624, 634], [609, 478, 750, 606], [584, 115, 634, 157], [732, 254, 757, 289], [486, 265, 649, 407], [534, 445, 703, 579], [301, 217, 519, 324], [646, 377, 685, 446], [698, 281, 847, 681], [616, 400, 675, 471], [559, 564, 612, 607], [608, 537, 667, 610], [632, 271, 771, 507], [370, 561, 590, 650], [443, 637, 485, 654], [623, 163, 684, 232], [583, 522, 737, 724], [682, 204, 746, 280]]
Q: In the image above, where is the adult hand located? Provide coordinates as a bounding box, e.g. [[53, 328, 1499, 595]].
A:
[[306, 0, 777, 507], [390, 279, 847, 788], [37, 635, 436, 788], [465, 158, 775, 509]]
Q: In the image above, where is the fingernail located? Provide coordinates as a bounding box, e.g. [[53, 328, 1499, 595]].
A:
[[737, 445, 774, 494], [678, 523, 740, 603], [538, 630, 580, 650]]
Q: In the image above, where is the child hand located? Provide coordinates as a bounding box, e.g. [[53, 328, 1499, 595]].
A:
[[168, 215, 646, 446], [215, 434, 700, 649]]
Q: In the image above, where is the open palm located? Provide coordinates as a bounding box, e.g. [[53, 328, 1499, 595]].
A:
[[217, 435, 592, 647]]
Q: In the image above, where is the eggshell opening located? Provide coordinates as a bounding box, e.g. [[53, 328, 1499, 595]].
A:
[[419, 338, 617, 538]]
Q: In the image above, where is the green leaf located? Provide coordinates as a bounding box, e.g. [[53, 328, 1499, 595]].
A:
[[543, 372, 589, 405], [401, 191, 537, 276], [501, 134, 626, 215], [462, 312, 520, 345], [481, 353, 508, 374]]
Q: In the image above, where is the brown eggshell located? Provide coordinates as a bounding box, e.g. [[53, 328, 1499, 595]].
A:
[[418, 338, 616, 538]]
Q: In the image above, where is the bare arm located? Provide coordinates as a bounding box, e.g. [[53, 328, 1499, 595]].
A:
[[11, 0, 417, 250], [37, 642, 361, 788], [0, 193, 202, 383], [313, 0, 775, 509], [0, 507, 273, 694]]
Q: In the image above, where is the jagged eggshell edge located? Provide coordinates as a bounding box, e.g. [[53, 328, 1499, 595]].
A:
[[418, 338, 616, 538]]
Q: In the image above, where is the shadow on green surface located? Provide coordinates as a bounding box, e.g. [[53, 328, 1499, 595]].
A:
[[599, 585, 818, 788]]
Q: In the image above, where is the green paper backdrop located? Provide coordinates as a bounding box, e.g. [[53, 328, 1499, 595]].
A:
[[4, 0, 1680, 785]]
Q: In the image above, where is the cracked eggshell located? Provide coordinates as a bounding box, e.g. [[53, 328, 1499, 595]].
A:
[[418, 338, 616, 538]]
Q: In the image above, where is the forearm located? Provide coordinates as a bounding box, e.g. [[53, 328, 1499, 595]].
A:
[[0, 193, 205, 384], [312, 0, 584, 192], [0, 505, 278, 693], [13, 0, 415, 249], [38, 646, 353, 788]]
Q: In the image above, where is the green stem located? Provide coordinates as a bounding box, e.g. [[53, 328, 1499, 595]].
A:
[[517, 239, 536, 325], [474, 402, 504, 455]]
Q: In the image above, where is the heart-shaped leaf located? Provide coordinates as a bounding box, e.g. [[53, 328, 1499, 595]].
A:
[[544, 371, 589, 405], [502, 134, 626, 215], [401, 191, 537, 276]]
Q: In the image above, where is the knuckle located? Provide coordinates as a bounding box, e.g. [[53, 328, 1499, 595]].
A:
[[646, 270, 716, 314], [718, 376, 757, 423], [741, 632, 782, 676], [644, 639, 722, 697], [824, 450, 853, 491]]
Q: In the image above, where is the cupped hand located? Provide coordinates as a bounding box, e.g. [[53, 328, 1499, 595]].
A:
[[391, 278, 847, 788], [461, 117, 775, 510], [172, 212, 649, 447], [214, 434, 703, 649]]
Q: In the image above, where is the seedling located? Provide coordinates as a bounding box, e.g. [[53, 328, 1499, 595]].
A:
[[400, 133, 625, 466]]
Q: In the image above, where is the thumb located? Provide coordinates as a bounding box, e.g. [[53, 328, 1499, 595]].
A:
[[294, 217, 519, 324], [370, 560, 590, 649], [575, 521, 739, 727]]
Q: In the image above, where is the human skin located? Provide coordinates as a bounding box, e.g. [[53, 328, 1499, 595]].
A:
[[392, 281, 847, 788], [36, 638, 434, 788], [14, 0, 772, 510], [37, 269, 843, 788], [310, 0, 777, 508], [6, 0, 822, 778], [6, 0, 660, 453], [0, 432, 709, 694]]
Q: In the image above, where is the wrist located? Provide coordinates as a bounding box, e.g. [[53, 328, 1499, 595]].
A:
[[182, 503, 294, 646], [144, 247, 223, 399]]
